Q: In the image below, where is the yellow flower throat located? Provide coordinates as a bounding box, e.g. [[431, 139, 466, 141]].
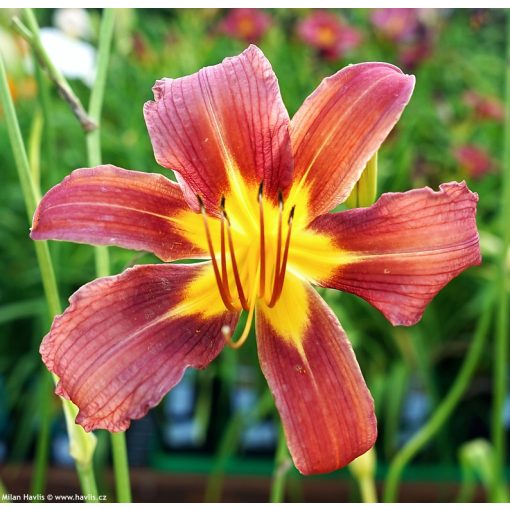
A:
[[198, 182, 294, 314]]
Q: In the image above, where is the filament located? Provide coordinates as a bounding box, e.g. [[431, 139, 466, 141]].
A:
[[268, 205, 295, 307], [224, 207, 249, 311], [258, 181, 266, 299], [268, 191, 283, 306], [197, 196, 237, 312], [219, 198, 234, 305]]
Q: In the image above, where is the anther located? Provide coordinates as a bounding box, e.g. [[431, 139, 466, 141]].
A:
[[197, 195, 237, 312]]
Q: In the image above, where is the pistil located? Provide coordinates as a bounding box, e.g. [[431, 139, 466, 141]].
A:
[[222, 265, 260, 349]]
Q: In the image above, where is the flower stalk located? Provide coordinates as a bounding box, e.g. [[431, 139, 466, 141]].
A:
[[270, 426, 292, 503], [383, 288, 494, 502], [349, 448, 378, 503], [491, 8, 510, 499], [0, 43, 98, 499], [11, 10, 96, 132], [84, 8, 132, 502], [345, 155, 379, 503]]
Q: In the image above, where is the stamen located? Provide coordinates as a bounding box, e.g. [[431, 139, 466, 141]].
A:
[[258, 181, 266, 299], [219, 197, 234, 305], [268, 205, 295, 307], [268, 190, 283, 306], [197, 195, 237, 312], [223, 265, 260, 349], [224, 208, 249, 311]]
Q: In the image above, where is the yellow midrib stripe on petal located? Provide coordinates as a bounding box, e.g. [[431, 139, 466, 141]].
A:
[[258, 273, 309, 357]]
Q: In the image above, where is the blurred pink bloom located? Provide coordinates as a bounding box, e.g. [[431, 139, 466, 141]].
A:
[[463, 90, 504, 122], [297, 11, 362, 60], [399, 40, 431, 70], [454, 145, 493, 180], [371, 8, 421, 43], [220, 8, 271, 42]]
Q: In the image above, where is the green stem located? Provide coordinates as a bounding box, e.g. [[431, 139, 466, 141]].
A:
[[491, 9, 510, 499], [0, 39, 98, 500], [383, 290, 494, 502], [87, 6, 112, 281], [30, 370, 53, 496], [270, 426, 291, 503], [87, 8, 114, 167], [76, 464, 99, 502], [204, 391, 274, 502], [359, 477, 378, 504], [28, 108, 43, 188], [14, 10, 96, 132], [83, 9, 132, 502], [0, 476, 8, 500], [110, 433, 132, 502], [33, 56, 57, 185]]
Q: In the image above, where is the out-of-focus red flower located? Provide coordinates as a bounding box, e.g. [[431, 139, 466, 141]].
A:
[[220, 8, 271, 43], [463, 90, 504, 122], [371, 8, 421, 43], [297, 11, 362, 60], [455, 144, 493, 180], [399, 40, 432, 70]]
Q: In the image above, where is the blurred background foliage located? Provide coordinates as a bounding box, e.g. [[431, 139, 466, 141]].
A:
[[0, 7, 508, 502]]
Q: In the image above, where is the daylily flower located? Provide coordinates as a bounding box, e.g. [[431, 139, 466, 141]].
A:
[[31, 46, 481, 475], [297, 11, 362, 60], [219, 8, 271, 43]]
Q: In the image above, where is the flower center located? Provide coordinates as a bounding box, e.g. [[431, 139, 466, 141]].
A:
[[197, 183, 295, 347], [198, 183, 295, 312]]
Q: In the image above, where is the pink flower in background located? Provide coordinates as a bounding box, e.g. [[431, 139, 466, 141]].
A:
[[455, 144, 493, 180], [297, 11, 362, 60], [463, 90, 504, 122], [220, 8, 271, 43], [399, 40, 431, 70], [371, 8, 421, 43]]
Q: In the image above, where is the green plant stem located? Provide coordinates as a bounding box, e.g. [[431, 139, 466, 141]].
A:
[[30, 370, 53, 496], [83, 9, 132, 502], [87, 7, 113, 282], [33, 58, 57, 185], [76, 463, 99, 501], [0, 43, 98, 501], [110, 433, 131, 502], [0, 477, 8, 500], [270, 427, 291, 503], [205, 391, 274, 502], [359, 477, 377, 504], [491, 9, 510, 499], [383, 290, 494, 502], [13, 9, 96, 131]]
